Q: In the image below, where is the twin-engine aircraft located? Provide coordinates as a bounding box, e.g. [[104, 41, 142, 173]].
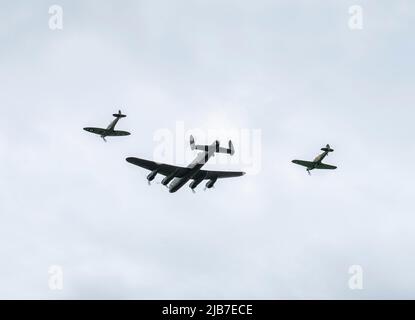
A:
[[126, 136, 246, 193], [292, 144, 337, 175], [84, 110, 130, 142]]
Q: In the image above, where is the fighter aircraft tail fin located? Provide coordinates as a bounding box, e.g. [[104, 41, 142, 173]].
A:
[[113, 110, 127, 118], [321, 144, 334, 153]]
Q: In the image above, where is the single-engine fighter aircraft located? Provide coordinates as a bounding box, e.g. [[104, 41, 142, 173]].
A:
[[126, 136, 245, 193], [292, 144, 337, 175], [83, 110, 130, 142]]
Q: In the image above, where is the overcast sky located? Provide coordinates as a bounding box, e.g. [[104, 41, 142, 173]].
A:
[[1, 0, 414, 299]]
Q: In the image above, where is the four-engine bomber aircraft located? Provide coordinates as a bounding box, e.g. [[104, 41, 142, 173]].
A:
[[292, 144, 337, 175], [84, 110, 131, 142], [126, 136, 245, 193]]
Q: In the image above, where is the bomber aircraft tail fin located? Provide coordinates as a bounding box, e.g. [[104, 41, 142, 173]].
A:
[[216, 140, 235, 155], [190, 135, 235, 155]]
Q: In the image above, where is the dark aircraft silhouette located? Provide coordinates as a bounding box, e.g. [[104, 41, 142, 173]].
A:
[[126, 135, 245, 193], [84, 110, 130, 142], [292, 144, 337, 175]]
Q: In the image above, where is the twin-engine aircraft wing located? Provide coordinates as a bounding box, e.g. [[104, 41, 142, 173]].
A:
[[316, 163, 337, 170], [126, 157, 245, 180]]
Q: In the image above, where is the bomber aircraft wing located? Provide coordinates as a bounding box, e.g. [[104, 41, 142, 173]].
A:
[[193, 170, 245, 180], [126, 157, 190, 178]]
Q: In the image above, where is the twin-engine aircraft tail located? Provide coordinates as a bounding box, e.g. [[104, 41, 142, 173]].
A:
[[190, 135, 235, 156], [113, 110, 127, 118], [321, 144, 334, 153]]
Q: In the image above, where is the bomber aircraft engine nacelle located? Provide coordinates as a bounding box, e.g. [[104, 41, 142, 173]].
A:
[[162, 171, 177, 186], [205, 177, 218, 189], [189, 178, 204, 190], [147, 169, 158, 182]]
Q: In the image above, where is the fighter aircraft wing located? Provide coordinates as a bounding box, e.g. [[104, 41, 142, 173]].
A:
[[194, 170, 245, 180], [108, 130, 131, 136], [126, 157, 190, 177], [316, 163, 337, 170], [83, 127, 108, 135], [292, 160, 315, 168]]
